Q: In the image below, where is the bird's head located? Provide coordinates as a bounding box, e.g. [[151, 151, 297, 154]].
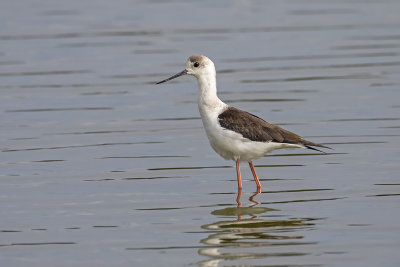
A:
[[156, 54, 215, 84]]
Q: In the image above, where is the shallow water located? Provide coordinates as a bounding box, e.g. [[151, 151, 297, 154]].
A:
[[1, 0, 400, 266]]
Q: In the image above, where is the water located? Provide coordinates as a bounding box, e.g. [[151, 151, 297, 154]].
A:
[[1, 0, 400, 266]]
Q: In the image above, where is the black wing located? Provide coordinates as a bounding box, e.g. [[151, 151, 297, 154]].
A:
[[218, 107, 330, 150]]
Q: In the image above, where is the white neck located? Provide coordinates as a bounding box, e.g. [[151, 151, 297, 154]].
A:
[[196, 72, 223, 108]]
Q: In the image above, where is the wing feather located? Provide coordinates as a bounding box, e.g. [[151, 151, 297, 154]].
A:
[[218, 107, 330, 150]]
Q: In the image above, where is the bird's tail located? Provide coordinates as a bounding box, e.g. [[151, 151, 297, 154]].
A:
[[302, 140, 332, 153]]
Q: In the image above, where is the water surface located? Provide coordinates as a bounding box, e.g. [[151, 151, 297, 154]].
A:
[[1, 0, 400, 266]]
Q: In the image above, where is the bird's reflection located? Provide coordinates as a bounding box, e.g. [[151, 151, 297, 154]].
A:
[[196, 190, 317, 266]]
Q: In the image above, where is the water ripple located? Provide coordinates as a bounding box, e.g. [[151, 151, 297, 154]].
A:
[[241, 73, 378, 83], [220, 61, 400, 75], [2, 142, 163, 152], [6, 107, 113, 112], [0, 242, 76, 247], [148, 164, 302, 171], [0, 70, 92, 77], [223, 52, 399, 63]]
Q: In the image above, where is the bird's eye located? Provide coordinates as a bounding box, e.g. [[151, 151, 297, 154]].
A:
[[194, 62, 200, 67]]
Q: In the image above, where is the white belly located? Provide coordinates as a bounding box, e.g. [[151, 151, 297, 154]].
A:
[[199, 104, 303, 162]]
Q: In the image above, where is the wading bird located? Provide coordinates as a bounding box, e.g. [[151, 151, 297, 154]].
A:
[[156, 55, 329, 192]]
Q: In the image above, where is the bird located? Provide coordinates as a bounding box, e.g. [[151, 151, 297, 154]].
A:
[[156, 55, 330, 192]]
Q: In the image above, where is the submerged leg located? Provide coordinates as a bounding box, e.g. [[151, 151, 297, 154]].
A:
[[236, 187, 242, 208], [236, 159, 242, 190], [249, 191, 261, 207], [249, 161, 261, 192], [236, 187, 243, 221]]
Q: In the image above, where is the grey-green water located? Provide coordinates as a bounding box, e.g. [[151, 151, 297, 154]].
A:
[[1, 0, 400, 266]]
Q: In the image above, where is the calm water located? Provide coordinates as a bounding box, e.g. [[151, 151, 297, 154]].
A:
[[1, 0, 400, 266]]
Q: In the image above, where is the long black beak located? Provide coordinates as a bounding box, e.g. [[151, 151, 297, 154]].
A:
[[156, 69, 188, 84]]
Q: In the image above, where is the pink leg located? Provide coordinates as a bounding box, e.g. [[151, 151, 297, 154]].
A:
[[236, 187, 243, 221], [249, 162, 261, 192], [236, 159, 242, 190], [236, 187, 242, 208]]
